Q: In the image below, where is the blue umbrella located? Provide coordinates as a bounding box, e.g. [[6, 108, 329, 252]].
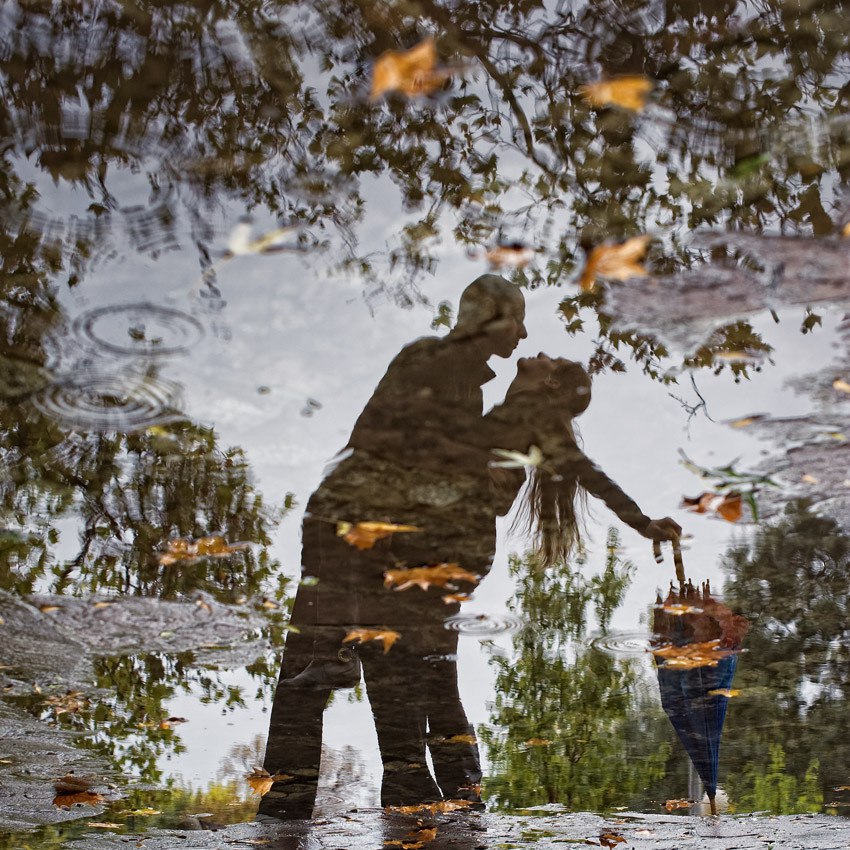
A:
[[656, 654, 737, 813]]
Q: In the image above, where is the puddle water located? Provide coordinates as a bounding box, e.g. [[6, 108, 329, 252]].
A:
[[2, 1, 850, 846]]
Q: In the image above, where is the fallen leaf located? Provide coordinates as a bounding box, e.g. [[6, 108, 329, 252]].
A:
[[226, 221, 299, 257], [87, 823, 122, 829], [681, 492, 742, 523], [386, 800, 473, 814], [54, 774, 94, 794], [371, 38, 453, 99], [343, 627, 401, 653], [652, 639, 737, 670], [0, 758, 12, 764], [833, 378, 850, 394], [195, 599, 213, 614], [409, 828, 437, 843], [92, 601, 114, 609], [728, 415, 766, 429], [53, 791, 104, 807], [39, 604, 61, 613], [490, 446, 544, 469], [833, 785, 850, 791], [124, 807, 162, 816], [442, 593, 472, 604], [246, 767, 292, 796], [384, 563, 480, 592], [599, 832, 627, 848], [442, 734, 477, 745], [581, 76, 652, 111], [656, 603, 704, 616], [715, 493, 743, 523], [524, 738, 553, 746], [260, 598, 279, 610], [579, 235, 650, 291], [707, 688, 741, 698], [45, 691, 88, 716], [485, 243, 535, 269], [158, 535, 248, 566], [336, 521, 422, 550], [664, 799, 694, 812]]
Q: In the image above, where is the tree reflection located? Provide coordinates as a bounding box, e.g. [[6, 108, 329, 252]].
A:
[[482, 536, 671, 811], [721, 501, 850, 812]]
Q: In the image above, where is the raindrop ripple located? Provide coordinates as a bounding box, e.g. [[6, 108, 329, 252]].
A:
[[589, 630, 654, 656], [443, 612, 522, 636]]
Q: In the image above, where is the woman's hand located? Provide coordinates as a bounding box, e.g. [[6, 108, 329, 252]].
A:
[[642, 516, 682, 541]]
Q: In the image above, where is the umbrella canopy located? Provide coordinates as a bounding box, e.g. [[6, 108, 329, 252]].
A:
[[652, 579, 747, 813]]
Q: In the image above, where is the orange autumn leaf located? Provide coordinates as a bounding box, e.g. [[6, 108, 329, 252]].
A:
[[657, 603, 704, 616], [158, 535, 248, 566], [442, 734, 477, 745], [246, 767, 292, 796], [581, 76, 653, 111], [664, 798, 694, 812], [652, 639, 737, 670], [53, 790, 104, 807], [842, 223, 850, 237], [371, 38, 452, 100], [442, 593, 472, 604], [707, 688, 742, 698], [386, 799, 473, 815], [579, 235, 650, 291], [599, 833, 627, 848], [343, 627, 400, 653], [485, 243, 535, 269], [680, 492, 716, 514], [384, 563, 480, 591], [681, 492, 742, 523], [336, 520, 422, 550], [524, 737, 553, 746], [716, 493, 743, 523]]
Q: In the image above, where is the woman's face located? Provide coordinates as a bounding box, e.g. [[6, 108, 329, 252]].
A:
[[510, 353, 558, 394], [507, 355, 591, 413]]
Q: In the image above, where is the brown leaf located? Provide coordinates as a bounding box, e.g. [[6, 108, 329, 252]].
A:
[[386, 799, 473, 815], [53, 791, 104, 807], [485, 243, 535, 269], [681, 492, 742, 523], [599, 833, 627, 848], [715, 493, 743, 523], [336, 520, 422, 550], [442, 734, 477, 745], [371, 38, 453, 100], [833, 785, 850, 791], [442, 593, 472, 604], [579, 235, 650, 291], [158, 535, 248, 566], [524, 738, 553, 747], [581, 76, 652, 111], [384, 563, 480, 592], [54, 774, 94, 794], [652, 639, 737, 670], [343, 627, 400, 653], [246, 767, 292, 796], [44, 691, 88, 716], [664, 799, 694, 812]]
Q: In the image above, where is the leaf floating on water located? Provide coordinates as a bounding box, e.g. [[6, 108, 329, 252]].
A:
[[579, 235, 650, 291], [484, 242, 535, 269], [386, 799, 473, 814], [656, 603, 703, 616], [728, 414, 767, 429], [442, 593, 472, 604], [580, 76, 653, 111], [599, 833, 627, 848], [158, 535, 249, 566], [715, 493, 743, 523], [707, 688, 741, 698], [370, 38, 454, 100], [652, 639, 737, 670], [54, 774, 94, 794], [226, 221, 299, 257], [801, 473, 819, 484], [664, 799, 694, 812], [87, 823, 122, 829], [124, 807, 162, 816], [246, 767, 292, 796], [524, 738, 553, 746], [336, 521, 422, 550], [44, 691, 88, 716], [843, 223, 850, 237], [681, 492, 742, 523], [833, 785, 850, 791], [92, 601, 114, 610], [39, 604, 62, 613], [490, 446, 544, 469], [833, 378, 850, 394], [442, 734, 477, 745], [343, 627, 400, 653], [384, 563, 480, 592]]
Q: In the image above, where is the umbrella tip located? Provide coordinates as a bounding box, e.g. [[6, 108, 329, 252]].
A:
[[709, 795, 717, 816]]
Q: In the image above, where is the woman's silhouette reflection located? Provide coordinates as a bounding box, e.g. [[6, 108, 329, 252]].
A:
[[259, 286, 680, 819]]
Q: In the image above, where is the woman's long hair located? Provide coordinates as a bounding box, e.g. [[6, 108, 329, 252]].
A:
[[510, 359, 591, 569]]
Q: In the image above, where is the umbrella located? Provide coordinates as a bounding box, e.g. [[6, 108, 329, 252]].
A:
[[652, 579, 747, 814]]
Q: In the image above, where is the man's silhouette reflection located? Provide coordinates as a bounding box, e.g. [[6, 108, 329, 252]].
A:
[[259, 280, 680, 820]]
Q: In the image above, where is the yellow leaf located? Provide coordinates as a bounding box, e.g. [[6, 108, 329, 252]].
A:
[[579, 235, 650, 291], [833, 378, 850, 393], [442, 734, 477, 745], [664, 799, 694, 812], [386, 799, 472, 815], [384, 563, 480, 592], [707, 688, 741, 698], [801, 473, 819, 484], [843, 223, 850, 237], [87, 823, 122, 829], [196, 599, 212, 613], [92, 601, 114, 610], [371, 38, 452, 99], [524, 738, 553, 747], [124, 808, 162, 816], [580, 76, 653, 111], [652, 639, 737, 670], [39, 604, 62, 613], [728, 415, 766, 429], [261, 598, 279, 610], [344, 627, 400, 653], [336, 520, 422, 550], [657, 603, 704, 616], [246, 768, 292, 796], [442, 593, 472, 604], [158, 535, 248, 566]]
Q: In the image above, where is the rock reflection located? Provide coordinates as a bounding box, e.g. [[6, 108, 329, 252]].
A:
[[651, 579, 749, 814], [260, 275, 679, 819]]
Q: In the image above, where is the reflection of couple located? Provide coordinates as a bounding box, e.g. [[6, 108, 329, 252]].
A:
[[259, 275, 680, 819]]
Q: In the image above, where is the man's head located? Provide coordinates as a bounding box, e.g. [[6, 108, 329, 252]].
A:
[[453, 274, 527, 358]]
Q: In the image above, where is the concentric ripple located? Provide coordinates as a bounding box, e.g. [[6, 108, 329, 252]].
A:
[[589, 630, 654, 657], [72, 302, 204, 357], [443, 612, 522, 636], [33, 372, 184, 432]]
